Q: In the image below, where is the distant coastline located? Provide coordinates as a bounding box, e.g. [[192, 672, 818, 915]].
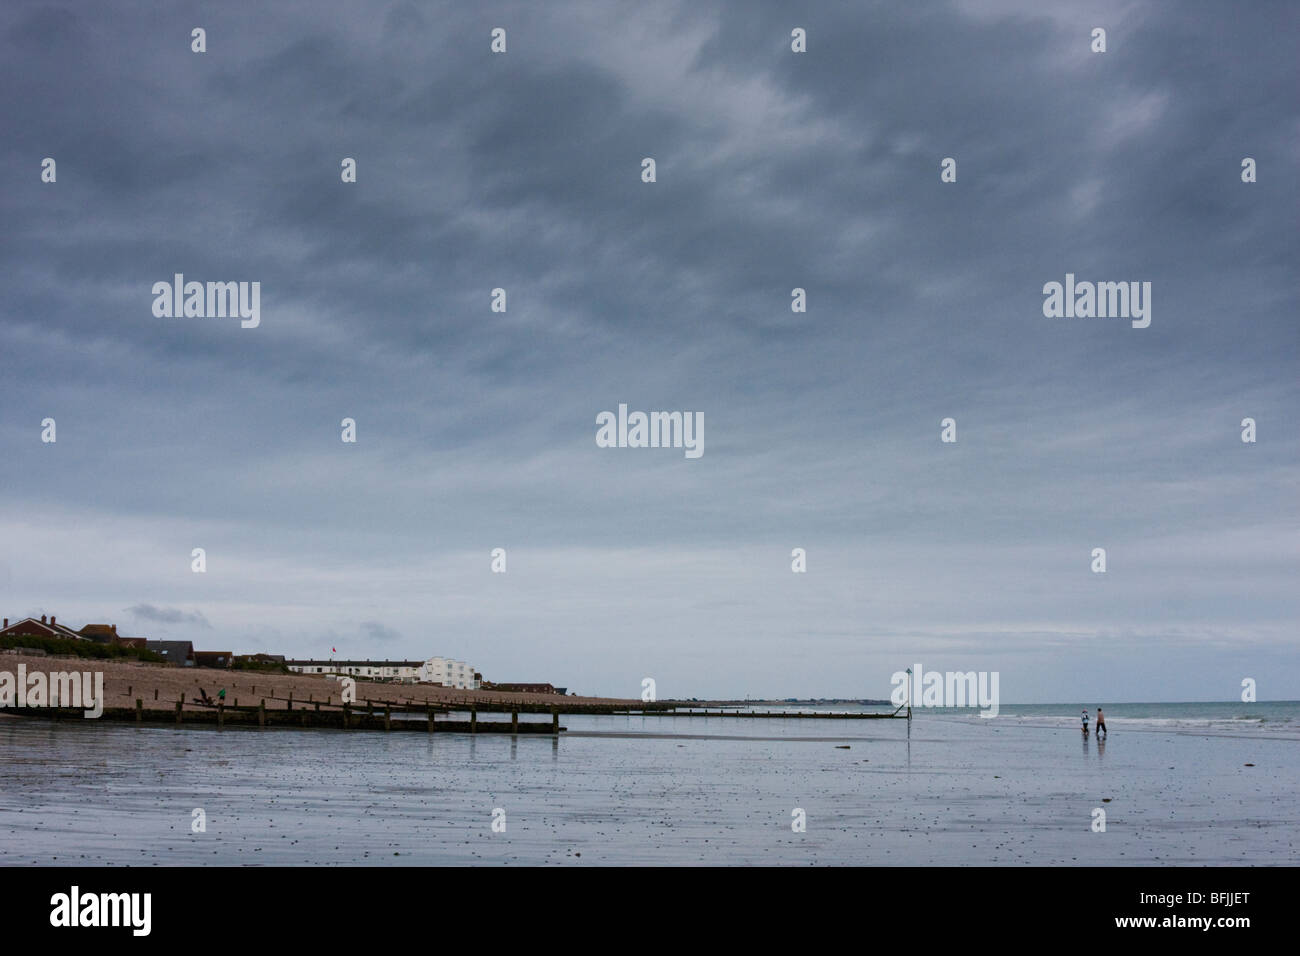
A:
[[707, 698, 893, 706]]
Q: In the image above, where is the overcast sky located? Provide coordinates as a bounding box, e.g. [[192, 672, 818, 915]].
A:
[[2, 0, 1296, 701]]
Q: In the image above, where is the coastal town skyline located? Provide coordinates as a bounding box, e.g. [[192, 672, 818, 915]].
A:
[[0, 606, 1292, 705]]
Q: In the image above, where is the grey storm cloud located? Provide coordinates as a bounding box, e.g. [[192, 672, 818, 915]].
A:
[[125, 604, 213, 629], [360, 620, 402, 643], [1, 0, 1295, 700]]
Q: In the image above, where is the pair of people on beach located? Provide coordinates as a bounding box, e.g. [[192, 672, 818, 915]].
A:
[[1082, 708, 1106, 737]]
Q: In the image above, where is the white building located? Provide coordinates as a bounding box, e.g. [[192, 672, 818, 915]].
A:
[[419, 657, 478, 690], [286, 656, 480, 689]]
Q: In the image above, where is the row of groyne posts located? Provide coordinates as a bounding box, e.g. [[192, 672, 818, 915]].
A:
[[609, 706, 912, 720], [610, 701, 913, 735], [13, 686, 566, 734], [10, 684, 913, 734], [160, 691, 563, 734]]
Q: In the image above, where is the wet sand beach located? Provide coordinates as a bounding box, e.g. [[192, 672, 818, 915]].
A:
[[1, 707, 1296, 866]]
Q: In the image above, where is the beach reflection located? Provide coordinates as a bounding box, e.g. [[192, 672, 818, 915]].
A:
[[2, 713, 1295, 866]]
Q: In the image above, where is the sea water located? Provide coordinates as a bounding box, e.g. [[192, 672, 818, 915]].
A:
[[1, 702, 1296, 865]]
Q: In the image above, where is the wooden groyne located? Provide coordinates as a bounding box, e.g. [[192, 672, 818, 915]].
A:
[[613, 707, 910, 720], [1, 700, 910, 727], [2, 701, 565, 735]]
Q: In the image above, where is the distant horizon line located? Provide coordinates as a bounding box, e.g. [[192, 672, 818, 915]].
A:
[[727, 698, 1297, 706]]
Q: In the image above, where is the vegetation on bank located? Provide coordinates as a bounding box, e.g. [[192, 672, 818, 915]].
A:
[[0, 634, 165, 663], [231, 658, 290, 673]]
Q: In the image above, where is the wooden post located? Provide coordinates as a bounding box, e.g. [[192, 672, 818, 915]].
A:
[[470, 706, 477, 734], [135, 699, 142, 723], [218, 701, 224, 729], [154, 688, 158, 700], [287, 691, 293, 712], [427, 706, 434, 733], [384, 704, 391, 731], [511, 710, 519, 735], [551, 707, 559, 735], [342, 703, 351, 729], [127, 685, 132, 697], [258, 700, 266, 728], [175, 701, 182, 724]]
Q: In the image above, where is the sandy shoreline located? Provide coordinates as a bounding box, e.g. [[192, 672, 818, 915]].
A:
[[0, 652, 646, 713]]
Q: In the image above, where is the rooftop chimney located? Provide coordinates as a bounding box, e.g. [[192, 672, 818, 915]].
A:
[[2, 618, 7, 628], [112, 624, 117, 635], [41, 615, 47, 624], [50, 616, 56, 625]]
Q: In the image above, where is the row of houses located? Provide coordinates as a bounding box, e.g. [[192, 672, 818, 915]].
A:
[[0, 615, 229, 668], [285, 657, 481, 690], [2, 614, 562, 693], [483, 682, 567, 695]]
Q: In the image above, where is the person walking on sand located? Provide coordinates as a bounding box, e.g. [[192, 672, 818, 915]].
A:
[[1081, 709, 1090, 736], [1096, 706, 1106, 738]]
